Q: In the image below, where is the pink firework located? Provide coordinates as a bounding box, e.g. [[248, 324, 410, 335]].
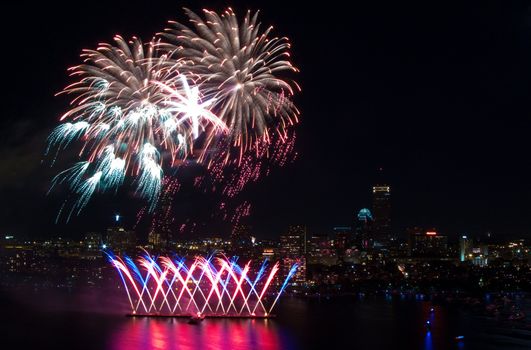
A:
[[106, 251, 298, 317]]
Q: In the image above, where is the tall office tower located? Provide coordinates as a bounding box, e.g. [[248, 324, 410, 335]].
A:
[[280, 225, 306, 256], [459, 235, 469, 262], [279, 225, 307, 284], [372, 184, 391, 246], [356, 208, 374, 249]]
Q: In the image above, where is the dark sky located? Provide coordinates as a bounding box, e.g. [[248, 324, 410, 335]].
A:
[[2, 1, 531, 240]]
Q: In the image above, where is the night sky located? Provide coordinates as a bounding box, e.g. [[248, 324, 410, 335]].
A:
[[2, 1, 531, 240]]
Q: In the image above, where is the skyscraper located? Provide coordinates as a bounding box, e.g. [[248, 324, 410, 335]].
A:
[[372, 185, 391, 246], [460, 235, 470, 262], [356, 208, 374, 249], [279, 225, 307, 284]]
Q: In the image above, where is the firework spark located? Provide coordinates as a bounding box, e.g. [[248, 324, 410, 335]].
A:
[[160, 8, 300, 152]]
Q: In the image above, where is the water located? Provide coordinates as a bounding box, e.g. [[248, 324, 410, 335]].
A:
[[2, 292, 530, 350]]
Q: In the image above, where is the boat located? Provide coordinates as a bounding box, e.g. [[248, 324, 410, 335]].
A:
[[188, 313, 205, 324]]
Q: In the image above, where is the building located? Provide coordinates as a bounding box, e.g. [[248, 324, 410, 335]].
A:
[[280, 225, 306, 256], [372, 185, 391, 247], [0, 242, 35, 273], [262, 247, 276, 260], [470, 245, 489, 266], [148, 231, 168, 251], [459, 235, 469, 262], [279, 225, 307, 284], [257, 239, 279, 260], [459, 236, 489, 266], [333, 226, 353, 255], [356, 208, 374, 249], [408, 229, 448, 257], [307, 234, 337, 266], [84, 232, 103, 258], [106, 227, 137, 254]]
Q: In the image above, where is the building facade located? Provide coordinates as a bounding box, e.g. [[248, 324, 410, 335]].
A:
[[372, 185, 391, 247], [279, 225, 307, 284]]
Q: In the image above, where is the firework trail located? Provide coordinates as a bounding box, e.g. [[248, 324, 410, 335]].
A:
[[228, 201, 252, 226], [146, 128, 297, 234], [149, 177, 179, 232]]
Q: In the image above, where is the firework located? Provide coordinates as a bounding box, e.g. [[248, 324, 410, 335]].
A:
[[48, 8, 300, 219], [144, 128, 297, 235], [159, 8, 300, 152], [106, 251, 297, 317], [48, 35, 227, 215]]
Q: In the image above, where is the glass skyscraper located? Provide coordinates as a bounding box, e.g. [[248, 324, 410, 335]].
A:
[[372, 185, 391, 246]]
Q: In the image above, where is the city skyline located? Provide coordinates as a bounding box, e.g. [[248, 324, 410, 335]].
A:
[[1, 2, 530, 349], [2, 1, 531, 240]]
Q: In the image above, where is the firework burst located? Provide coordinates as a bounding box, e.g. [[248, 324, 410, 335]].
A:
[[159, 8, 300, 152], [48, 8, 300, 220], [48, 35, 227, 217]]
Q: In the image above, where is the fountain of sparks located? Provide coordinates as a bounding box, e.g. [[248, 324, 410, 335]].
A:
[[106, 251, 298, 318]]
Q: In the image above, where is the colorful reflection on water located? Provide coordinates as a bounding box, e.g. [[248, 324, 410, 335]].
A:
[[110, 318, 283, 350]]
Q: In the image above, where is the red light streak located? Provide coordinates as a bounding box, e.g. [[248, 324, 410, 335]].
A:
[[108, 253, 296, 317]]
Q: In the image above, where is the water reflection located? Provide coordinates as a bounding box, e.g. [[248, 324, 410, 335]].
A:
[[110, 318, 282, 350]]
